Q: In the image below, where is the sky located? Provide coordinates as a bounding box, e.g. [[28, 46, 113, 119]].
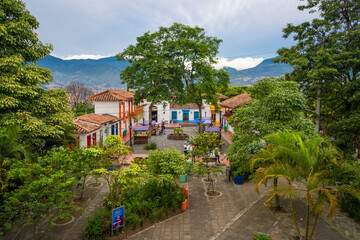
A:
[[23, 0, 315, 70]]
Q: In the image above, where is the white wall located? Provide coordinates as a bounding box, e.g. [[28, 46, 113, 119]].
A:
[[94, 101, 119, 117]]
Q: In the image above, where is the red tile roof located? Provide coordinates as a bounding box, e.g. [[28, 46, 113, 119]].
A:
[[170, 103, 203, 109], [74, 121, 100, 134], [90, 90, 134, 102], [220, 93, 252, 109], [76, 113, 120, 125]]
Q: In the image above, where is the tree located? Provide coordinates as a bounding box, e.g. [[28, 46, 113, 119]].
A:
[[164, 23, 230, 132], [117, 23, 230, 133], [189, 132, 223, 194], [0, 0, 74, 148], [66, 82, 94, 109], [219, 86, 250, 98], [253, 131, 360, 240], [227, 78, 315, 179], [147, 147, 187, 180], [117, 28, 184, 136], [274, 0, 360, 152]]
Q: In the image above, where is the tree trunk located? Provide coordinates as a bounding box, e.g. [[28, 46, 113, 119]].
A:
[[315, 83, 321, 132], [290, 198, 302, 238], [305, 198, 310, 240], [148, 102, 153, 137], [198, 104, 203, 133], [80, 175, 86, 200], [274, 177, 281, 211], [309, 213, 319, 239]]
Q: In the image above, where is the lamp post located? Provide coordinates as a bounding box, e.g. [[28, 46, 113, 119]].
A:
[[129, 123, 133, 147]]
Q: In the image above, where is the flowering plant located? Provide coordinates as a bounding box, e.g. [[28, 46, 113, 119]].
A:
[[251, 232, 273, 240]]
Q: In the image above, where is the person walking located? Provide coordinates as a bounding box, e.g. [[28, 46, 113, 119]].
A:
[[214, 146, 220, 163]]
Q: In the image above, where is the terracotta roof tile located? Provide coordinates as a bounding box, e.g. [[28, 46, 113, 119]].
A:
[[220, 93, 252, 109], [76, 113, 120, 125], [90, 90, 134, 102], [170, 103, 203, 109], [74, 121, 100, 134]]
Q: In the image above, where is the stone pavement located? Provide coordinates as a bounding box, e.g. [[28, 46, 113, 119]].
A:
[[127, 173, 354, 240]]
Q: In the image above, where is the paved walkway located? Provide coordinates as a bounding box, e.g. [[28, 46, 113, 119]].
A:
[[127, 174, 352, 240]]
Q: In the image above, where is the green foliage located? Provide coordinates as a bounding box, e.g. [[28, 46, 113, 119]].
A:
[[227, 78, 315, 177], [252, 232, 274, 240], [253, 131, 360, 240], [147, 147, 187, 178], [73, 103, 94, 117], [143, 142, 157, 150], [118, 23, 230, 133], [219, 85, 250, 98], [0, 0, 74, 149], [173, 128, 183, 136], [84, 207, 110, 240], [275, 0, 360, 153], [340, 195, 360, 222]]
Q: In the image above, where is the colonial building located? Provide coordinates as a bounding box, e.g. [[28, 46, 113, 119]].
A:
[[90, 90, 139, 136], [74, 113, 120, 148], [220, 93, 252, 134], [142, 94, 228, 124]]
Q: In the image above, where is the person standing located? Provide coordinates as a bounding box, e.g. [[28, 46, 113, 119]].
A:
[[161, 124, 165, 135], [214, 146, 220, 163]]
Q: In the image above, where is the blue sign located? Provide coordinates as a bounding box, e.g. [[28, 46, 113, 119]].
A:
[[112, 206, 125, 231]]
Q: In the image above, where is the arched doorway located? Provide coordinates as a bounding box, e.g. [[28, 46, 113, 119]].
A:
[[151, 106, 158, 122]]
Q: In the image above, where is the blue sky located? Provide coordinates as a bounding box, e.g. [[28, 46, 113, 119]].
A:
[[23, 0, 315, 70]]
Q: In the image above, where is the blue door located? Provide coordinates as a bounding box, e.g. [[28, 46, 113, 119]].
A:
[[115, 123, 119, 135], [171, 111, 177, 122], [111, 125, 115, 135], [194, 111, 199, 120]]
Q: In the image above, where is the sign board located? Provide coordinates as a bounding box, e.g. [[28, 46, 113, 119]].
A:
[[112, 205, 125, 235]]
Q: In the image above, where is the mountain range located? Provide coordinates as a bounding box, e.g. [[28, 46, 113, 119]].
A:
[[37, 56, 293, 90]]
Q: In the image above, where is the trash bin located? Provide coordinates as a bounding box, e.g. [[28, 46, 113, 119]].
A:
[[224, 126, 228, 132], [123, 130, 127, 137]]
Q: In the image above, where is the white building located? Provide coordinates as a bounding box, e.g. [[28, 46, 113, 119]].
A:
[[74, 113, 120, 148], [90, 90, 137, 136]]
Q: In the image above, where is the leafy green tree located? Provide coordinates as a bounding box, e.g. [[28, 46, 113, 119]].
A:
[[2, 149, 76, 238], [275, 0, 360, 152], [117, 28, 184, 136], [147, 147, 187, 180], [164, 23, 230, 132], [189, 132, 223, 194], [227, 78, 315, 177], [118, 23, 230, 133], [219, 86, 250, 98], [0, 0, 73, 148]]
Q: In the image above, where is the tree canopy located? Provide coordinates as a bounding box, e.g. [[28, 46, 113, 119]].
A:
[[0, 0, 73, 147], [274, 0, 360, 153], [227, 78, 315, 176], [117, 23, 229, 132]]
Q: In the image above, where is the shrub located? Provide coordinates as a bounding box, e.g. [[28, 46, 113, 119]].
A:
[[340, 194, 360, 222], [143, 142, 157, 150], [252, 232, 273, 240], [84, 207, 110, 240], [126, 213, 139, 230]]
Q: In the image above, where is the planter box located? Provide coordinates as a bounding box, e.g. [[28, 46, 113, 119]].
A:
[[182, 199, 188, 211], [167, 134, 189, 140], [234, 176, 243, 185], [180, 174, 187, 183]]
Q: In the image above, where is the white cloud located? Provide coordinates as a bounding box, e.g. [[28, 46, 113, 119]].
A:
[[215, 57, 263, 71], [61, 54, 111, 60]]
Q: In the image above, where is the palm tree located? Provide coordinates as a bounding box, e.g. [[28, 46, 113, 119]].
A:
[[253, 131, 360, 240]]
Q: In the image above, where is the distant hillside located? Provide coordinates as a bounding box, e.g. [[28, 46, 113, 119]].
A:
[[227, 57, 293, 86], [37, 56, 292, 89], [37, 56, 130, 90]]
